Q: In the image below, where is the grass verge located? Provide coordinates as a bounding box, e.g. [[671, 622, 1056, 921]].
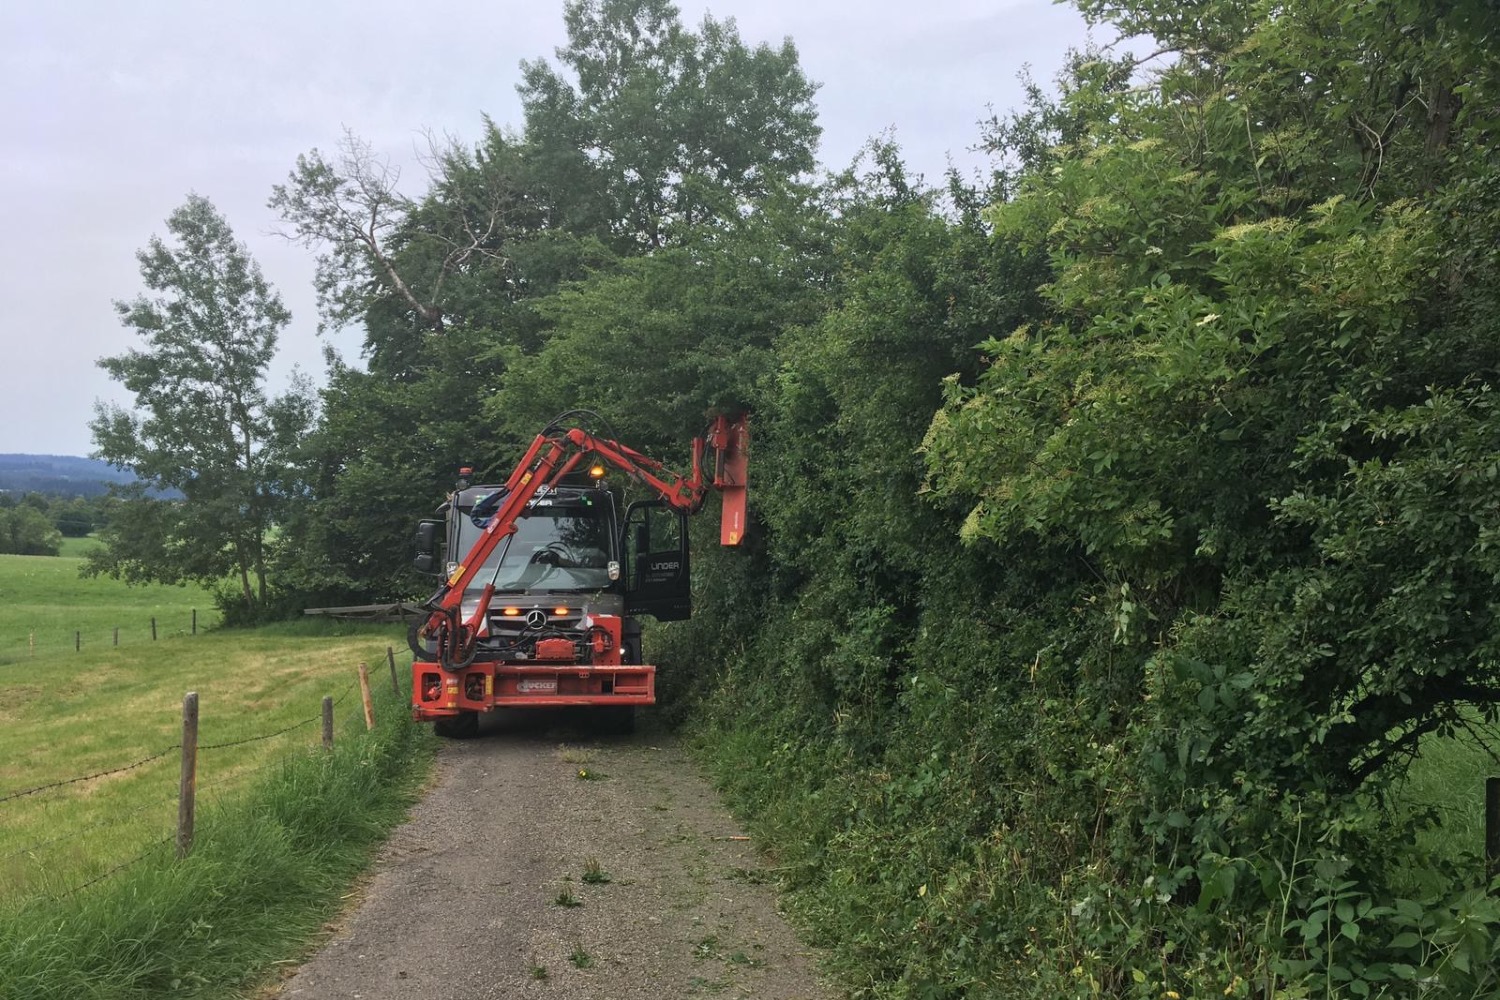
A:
[[0, 621, 409, 899], [0, 679, 433, 1000]]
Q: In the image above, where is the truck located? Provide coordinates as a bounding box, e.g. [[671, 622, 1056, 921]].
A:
[[407, 411, 749, 737]]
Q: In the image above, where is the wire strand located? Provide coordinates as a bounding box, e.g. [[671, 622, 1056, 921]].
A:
[[198, 714, 318, 751], [51, 837, 173, 900], [2, 681, 360, 811], [0, 792, 178, 863], [0, 747, 179, 806]]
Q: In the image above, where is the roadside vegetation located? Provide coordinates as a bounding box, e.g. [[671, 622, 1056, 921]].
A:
[[0, 551, 431, 997], [0, 677, 427, 999], [662, 3, 1500, 995]]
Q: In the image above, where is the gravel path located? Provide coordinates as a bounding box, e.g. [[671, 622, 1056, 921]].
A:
[[272, 712, 835, 1000]]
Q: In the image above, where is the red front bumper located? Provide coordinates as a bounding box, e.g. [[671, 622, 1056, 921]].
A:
[[412, 661, 656, 720]]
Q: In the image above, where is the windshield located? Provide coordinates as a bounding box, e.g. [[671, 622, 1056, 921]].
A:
[[456, 504, 613, 592]]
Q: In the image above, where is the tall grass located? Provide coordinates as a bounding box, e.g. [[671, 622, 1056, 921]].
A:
[[0, 680, 432, 1000], [1392, 722, 1500, 896]]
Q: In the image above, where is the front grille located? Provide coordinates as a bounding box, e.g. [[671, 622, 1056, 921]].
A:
[[481, 609, 586, 661], [487, 609, 582, 637]]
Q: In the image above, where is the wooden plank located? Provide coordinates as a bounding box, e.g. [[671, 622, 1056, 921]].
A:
[[302, 602, 426, 621]]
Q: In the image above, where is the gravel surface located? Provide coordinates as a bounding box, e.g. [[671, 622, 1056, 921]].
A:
[[273, 711, 836, 1000]]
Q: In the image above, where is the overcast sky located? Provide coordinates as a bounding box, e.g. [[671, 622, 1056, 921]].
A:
[[1, 0, 1094, 457]]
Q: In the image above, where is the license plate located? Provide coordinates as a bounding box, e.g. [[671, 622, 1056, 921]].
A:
[[517, 679, 557, 694]]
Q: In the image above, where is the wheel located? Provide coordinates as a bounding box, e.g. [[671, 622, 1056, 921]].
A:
[[433, 710, 480, 739]]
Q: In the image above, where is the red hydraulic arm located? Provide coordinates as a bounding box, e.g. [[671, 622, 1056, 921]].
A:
[[417, 414, 749, 670]]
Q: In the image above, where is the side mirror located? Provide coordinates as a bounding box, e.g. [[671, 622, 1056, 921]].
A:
[[607, 560, 621, 582], [413, 519, 444, 575]]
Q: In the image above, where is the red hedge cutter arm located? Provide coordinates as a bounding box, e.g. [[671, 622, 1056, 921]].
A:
[[417, 413, 749, 670]]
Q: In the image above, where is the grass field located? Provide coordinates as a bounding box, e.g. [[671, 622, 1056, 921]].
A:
[[56, 534, 104, 559], [0, 550, 215, 663], [0, 548, 435, 998], [0, 669, 431, 999], [0, 550, 414, 903], [0, 624, 412, 900]]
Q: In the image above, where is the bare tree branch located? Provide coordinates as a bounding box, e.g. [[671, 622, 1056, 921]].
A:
[[269, 130, 445, 333]]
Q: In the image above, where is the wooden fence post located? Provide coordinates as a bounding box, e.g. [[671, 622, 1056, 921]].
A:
[[387, 646, 400, 697], [177, 692, 199, 859], [357, 663, 375, 731], [113, 627, 119, 647], [151, 617, 157, 641], [322, 696, 334, 751], [192, 609, 197, 635], [75, 631, 80, 652]]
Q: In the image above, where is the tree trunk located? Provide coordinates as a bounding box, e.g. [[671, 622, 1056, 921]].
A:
[[235, 541, 254, 611], [239, 566, 254, 609], [373, 244, 444, 332]]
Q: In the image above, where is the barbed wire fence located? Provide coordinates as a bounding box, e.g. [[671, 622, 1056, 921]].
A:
[[0, 663, 390, 902], [0, 609, 209, 663]]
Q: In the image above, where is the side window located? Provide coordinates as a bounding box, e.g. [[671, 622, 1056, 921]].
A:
[[628, 506, 681, 582], [623, 501, 692, 621]]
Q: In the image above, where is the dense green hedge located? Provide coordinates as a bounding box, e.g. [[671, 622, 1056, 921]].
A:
[[657, 4, 1500, 996]]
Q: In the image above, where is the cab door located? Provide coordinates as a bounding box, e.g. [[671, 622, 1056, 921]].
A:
[[622, 500, 691, 621]]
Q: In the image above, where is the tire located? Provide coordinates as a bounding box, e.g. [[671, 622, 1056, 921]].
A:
[[433, 710, 480, 739]]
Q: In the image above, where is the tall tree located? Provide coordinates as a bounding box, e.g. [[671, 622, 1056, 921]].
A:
[[488, 177, 834, 451], [89, 195, 313, 615], [518, 0, 821, 250], [267, 2, 825, 607], [0, 506, 61, 556], [269, 129, 542, 345], [266, 126, 581, 604]]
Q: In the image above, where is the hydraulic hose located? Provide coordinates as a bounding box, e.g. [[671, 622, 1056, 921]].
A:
[[407, 608, 480, 671]]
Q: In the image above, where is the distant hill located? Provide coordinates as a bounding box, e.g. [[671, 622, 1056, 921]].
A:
[[0, 454, 138, 498]]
